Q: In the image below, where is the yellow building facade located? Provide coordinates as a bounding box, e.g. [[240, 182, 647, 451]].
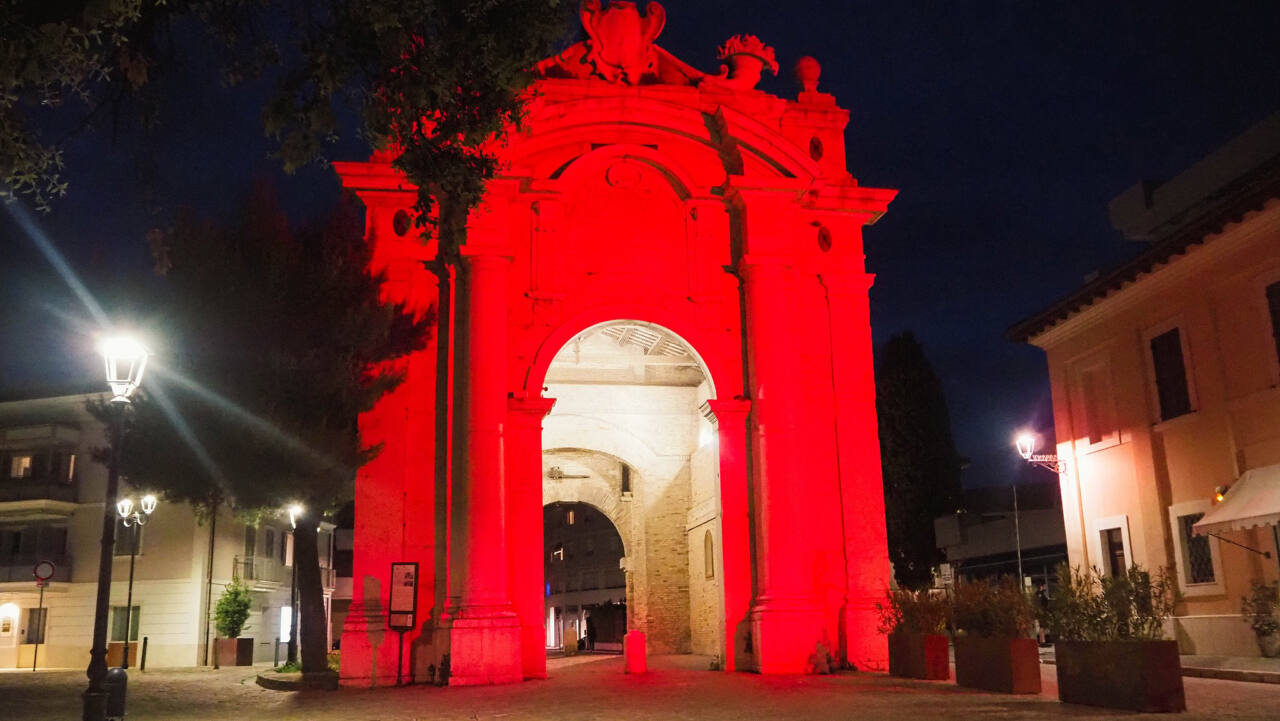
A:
[[1012, 114, 1280, 657]]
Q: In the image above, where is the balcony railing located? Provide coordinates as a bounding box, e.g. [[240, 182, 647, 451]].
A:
[[233, 555, 287, 586], [0, 554, 71, 583], [0, 480, 77, 503], [233, 557, 337, 589]]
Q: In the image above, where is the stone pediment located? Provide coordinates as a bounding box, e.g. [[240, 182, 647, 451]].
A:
[[536, 1, 778, 91]]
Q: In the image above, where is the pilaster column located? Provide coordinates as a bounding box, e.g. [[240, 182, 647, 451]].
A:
[[446, 248, 522, 685], [741, 254, 822, 673], [703, 398, 751, 672], [506, 395, 557, 680], [820, 271, 892, 671]]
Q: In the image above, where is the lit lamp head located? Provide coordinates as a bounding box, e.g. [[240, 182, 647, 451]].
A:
[[100, 336, 150, 404], [140, 494, 158, 515], [1015, 432, 1037, 460], [288, 503, 303, 529], [1214, 485, 1229, 503], [116, 497, 135, 520]]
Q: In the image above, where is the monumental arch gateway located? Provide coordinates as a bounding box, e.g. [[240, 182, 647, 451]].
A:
[[336, 1, 897, 686]]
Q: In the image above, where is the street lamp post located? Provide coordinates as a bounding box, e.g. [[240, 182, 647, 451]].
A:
[[83, 336, 149, 721], [287, 504, 302, 665], [116, 494, 158, 670], [1013, 431, 1065, 588]]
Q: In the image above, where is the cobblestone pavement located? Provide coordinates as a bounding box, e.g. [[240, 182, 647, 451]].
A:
[[3, 655, 1279, 721]]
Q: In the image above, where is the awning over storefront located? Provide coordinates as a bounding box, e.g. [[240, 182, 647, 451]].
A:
[[1194, 463, 1280, 536]]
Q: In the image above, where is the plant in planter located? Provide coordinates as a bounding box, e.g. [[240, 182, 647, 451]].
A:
[[1041, 563, 1184, 713], [951, 576, 1040, 694], [1241, 579, 1280, 658], [876, 588, 950, 680], [215, 577, 255, 666]]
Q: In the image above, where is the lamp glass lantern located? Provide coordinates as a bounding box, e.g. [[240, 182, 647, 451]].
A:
[[101, 337, 150, 404], [1015, 432, 1037, 460]]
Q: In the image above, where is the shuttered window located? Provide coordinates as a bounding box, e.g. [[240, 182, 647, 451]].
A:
[[1267, 281, 1280, 366], [1150, 328, 1192, 421]]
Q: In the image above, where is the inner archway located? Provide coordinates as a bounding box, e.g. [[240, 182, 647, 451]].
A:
[[542, 501, 627, 652], [541, 320, 724, 657]]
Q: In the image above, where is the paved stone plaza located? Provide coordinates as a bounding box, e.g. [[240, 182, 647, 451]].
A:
[[3, 655, 1278, 721]]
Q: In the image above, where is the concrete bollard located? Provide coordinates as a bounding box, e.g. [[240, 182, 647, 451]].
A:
[[623, 630, 646, 674]]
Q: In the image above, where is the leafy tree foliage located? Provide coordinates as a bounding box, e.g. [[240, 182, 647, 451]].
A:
[[875, 332, 963, 589], [94, 184, 432, 671], [214, 577, 254, 639], [2, 0, 575, 223]]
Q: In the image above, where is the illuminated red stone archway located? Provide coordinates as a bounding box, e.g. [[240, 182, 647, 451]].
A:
[[335, 1, 896, 687]]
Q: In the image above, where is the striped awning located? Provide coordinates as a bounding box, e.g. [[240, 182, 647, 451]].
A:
[[1193, 463, 1280, 536]]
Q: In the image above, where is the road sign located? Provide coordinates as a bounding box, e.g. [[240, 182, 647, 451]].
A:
[[33, 560, 55, 583]]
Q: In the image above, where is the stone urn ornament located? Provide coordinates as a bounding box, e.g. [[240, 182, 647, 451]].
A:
[[712, 35, 779, 90]]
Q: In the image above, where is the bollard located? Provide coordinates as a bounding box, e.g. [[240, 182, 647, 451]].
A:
[[274, 637, 280, 667], [623, 630, 646, 674], [105, 666, 129, 720], [140, 636, 149, 671]]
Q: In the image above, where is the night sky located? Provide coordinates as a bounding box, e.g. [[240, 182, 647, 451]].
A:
[[3, 1, 1279, 488]]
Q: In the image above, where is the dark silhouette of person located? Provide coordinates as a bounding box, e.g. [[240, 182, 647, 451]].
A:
[[585, 614, 597, 652]]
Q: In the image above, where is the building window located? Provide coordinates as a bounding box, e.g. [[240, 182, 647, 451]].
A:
[[1089, 515, 1132, 579], [621, 463, 632, 494], [1167, 500, 1224, 596], [113, 522, 142, 556], [1149, 328, 1193, 421], [279, 531, 288, 564], [64, 454, 76, 482], [244, 526, 257, 558], [565, 509, 575, 526], [704, 530, 715, 579], [1103, 528, 1126, 578], [1178, 514, 1214, 583], [26, 607, 47, 644], [9, 455, 32, 479], [1267, 281, 1280, 369], [109, 606, 140, 642], [265, 529, 276, 560]]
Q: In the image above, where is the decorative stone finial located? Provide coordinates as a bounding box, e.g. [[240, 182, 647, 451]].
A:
[[579, 0, 667, 84], [793, 56, 821, 93]]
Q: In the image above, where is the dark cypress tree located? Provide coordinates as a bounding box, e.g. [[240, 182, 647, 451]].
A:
[[875, 332, 963, 589], [93, 183, 432, 673]]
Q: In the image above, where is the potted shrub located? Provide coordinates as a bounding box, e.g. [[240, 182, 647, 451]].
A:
[[215, 577, 255, 666], [1041, 563, 1184, 713], [951, 576, 1041, 694], [876, 588, 950, 680], [1241, 579, 1280, 658]]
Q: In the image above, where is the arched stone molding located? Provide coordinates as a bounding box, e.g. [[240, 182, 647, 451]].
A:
[[522, 311, 730, 399]]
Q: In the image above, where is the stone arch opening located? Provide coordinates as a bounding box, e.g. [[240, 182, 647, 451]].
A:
[[540, 319, 726, 658]]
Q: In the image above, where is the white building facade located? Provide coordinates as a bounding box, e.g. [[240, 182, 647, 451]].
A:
[[0, 394, 335, 669]]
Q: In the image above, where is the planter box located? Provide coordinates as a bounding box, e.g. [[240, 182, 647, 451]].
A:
[[954, 636, 1041, 694], [217, 637, 255, 667], [1055, 640, 1185, 712], [887, 632, 949, 680]]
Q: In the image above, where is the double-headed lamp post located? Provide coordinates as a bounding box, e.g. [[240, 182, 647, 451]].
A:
[[83, 336, 149, 721], [116, 494, 158, 670], [1012, 431, 1065, 588]]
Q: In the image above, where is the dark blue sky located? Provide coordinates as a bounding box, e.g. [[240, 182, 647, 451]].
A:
[[4, 1, 1279, 487]]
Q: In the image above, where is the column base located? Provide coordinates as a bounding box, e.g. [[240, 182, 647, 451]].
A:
[[842, 595, 888, 672], [749, 599, 824, 674], [338, 604, 401, 688], [445, 610, 523, 686]]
